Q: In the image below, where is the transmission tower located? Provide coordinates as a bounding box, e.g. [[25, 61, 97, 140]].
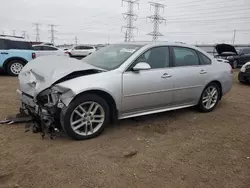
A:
[[21, 31, 26, 38], [147, 1, 166, 41], [48, 24, 57, 45], [12, 30, 16, 36], [121, 0, 139, 42], [33, 23, 41, 42], [74, 36, 78, 45]]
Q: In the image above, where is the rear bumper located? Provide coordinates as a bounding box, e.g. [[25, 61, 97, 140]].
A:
[[238, 71, 250, 83]]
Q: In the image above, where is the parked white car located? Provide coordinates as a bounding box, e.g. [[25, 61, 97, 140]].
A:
[[32, 45, 68, 58], [69, 45, 96, 57]]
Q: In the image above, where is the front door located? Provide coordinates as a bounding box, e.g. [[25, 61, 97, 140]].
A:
[[170, 46, 211, 106], [121, 46, 174, 116]]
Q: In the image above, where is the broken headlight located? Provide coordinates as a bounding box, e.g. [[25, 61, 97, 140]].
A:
[[37, 88, 61, 108]]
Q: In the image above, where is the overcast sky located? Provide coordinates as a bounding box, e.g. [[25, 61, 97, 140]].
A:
[[0, 0, 250, 45]]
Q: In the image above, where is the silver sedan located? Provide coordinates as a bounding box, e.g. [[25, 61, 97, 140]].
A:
[[18, 42, 233, 140]]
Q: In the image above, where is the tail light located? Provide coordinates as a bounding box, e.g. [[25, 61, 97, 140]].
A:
[[32, 52, 36, 59]]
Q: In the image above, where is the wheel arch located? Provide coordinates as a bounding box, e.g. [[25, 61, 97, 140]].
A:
[[3, 57, 28, 71], [205, 80, 223, 100], [71, 89, 118, 123]]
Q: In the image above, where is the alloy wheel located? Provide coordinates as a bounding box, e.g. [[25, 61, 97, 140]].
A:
[[70, 102, 105, 136], [202, 86, 219, 110]]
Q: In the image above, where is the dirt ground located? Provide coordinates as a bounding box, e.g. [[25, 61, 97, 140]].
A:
[[0, 70, 249, 188]]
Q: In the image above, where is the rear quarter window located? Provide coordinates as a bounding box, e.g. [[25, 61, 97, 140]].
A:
[[199, 52, 212, 65]]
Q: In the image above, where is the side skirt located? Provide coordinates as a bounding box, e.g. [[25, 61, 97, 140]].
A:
[[119, 104, 195, 120]]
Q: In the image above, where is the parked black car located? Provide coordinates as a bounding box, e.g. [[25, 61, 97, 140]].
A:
[[214, 44, 250, 69], [238, 62, 250, 84]]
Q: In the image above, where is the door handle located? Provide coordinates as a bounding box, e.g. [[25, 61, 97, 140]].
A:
[[200, 70, 207, 74], [161, 73, 172, 78], [1, 52, 8, 55]]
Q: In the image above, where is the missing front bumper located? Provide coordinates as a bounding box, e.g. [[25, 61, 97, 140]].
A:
[[17, 89, 63, 139]]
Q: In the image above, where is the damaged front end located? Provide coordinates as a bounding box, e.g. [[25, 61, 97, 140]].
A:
[[18, 87, 67, 139]]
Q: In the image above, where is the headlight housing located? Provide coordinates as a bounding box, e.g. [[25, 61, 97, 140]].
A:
[[37, 88, 61, 107]]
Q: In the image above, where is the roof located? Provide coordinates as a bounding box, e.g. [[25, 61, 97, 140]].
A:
[[32, 44, 57, 48], [116, 41, 200, 49], [0, 35, 30, 42]]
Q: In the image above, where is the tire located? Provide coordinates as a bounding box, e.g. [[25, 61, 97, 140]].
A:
[[198, 83, 220, 113], [6, 60, 25, 76], [60, 94, 110, 140], [232, 60, 238, 69]]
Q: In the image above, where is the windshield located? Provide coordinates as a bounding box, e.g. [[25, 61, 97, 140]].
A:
[[82, 44, 143, 70]]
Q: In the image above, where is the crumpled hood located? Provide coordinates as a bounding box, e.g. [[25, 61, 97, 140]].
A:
[[215, 44, 238, 55], [18, 55, 103, 97]]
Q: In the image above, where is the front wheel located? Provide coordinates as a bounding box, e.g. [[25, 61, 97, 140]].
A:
[[60, 94, 110, 140], [7, 60, 25, 76], [198, 83, 220, 112]]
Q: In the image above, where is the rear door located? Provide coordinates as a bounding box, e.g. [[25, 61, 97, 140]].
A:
[[170, 46, 212, 106], [71, 46, 82, 56]]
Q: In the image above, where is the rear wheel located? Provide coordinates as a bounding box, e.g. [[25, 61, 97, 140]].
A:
[[198, 83, 220, 112], [6, 60, 25, 76], [60, 94, 109, 140]]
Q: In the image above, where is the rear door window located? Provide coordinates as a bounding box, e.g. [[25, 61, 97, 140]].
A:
[[5, 40, 33, 50], [0, 39, 7, 50], [43, 46, 58, 51], [172, 47, 200, 67], [33, 46, 43, 50]]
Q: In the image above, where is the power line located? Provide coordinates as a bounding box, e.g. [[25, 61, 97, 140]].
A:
[[147, 1, 166, 41], [33, 23, 41, 42], [48, 24, 57, 45], [121, 0, 139, 42]]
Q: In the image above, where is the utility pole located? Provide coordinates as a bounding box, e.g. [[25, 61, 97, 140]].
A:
[[48, 24, 57, 45], [74, 36, 78, 45], [147, 1, 166, 41], [21, 31, 26, 39], [121, 0, 139, 42], [33, 23, 41, 42], [2, 30, 4, 35], [232, 29, 236, 45], [12, 30, 16, 36]]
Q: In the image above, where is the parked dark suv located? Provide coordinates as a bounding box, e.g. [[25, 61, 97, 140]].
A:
[[214, 44, 250, 69]]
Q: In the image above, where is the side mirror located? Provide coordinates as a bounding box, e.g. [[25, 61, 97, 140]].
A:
[[133, 62, 151, 71]]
